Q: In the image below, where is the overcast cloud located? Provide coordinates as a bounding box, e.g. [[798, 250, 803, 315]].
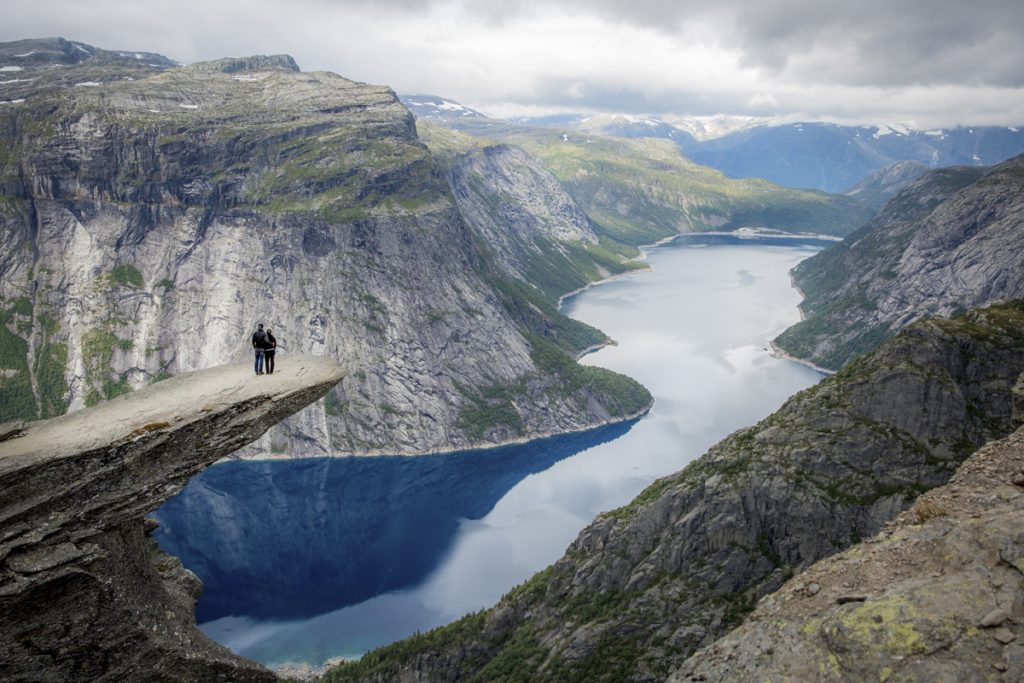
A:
[[2, 0, 1022, 127]]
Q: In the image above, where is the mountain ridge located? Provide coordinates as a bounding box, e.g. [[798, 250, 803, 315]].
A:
[[775, 154, 1024, 370], [418, 94, 1024, 193]]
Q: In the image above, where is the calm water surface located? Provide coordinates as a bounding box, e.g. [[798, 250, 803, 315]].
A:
[[152, 234, 829, 667]]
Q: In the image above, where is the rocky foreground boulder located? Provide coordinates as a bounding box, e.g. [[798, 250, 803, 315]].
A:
[[676, 422, 1024, 681], [324, 301, 1024, 682], [0, 355, 343, 681]]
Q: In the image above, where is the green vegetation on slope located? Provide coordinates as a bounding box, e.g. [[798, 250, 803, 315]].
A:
[[420, 123, 647, 307], [0, 299, 35, 423], [423, 120, 872, 246], [81, 327, 132, 406]]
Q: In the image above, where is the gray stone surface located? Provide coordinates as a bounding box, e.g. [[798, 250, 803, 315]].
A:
[[675, 425, 1024, 682], [0, 354, 343, 682], [776, 156, 1024, 370], [0, 37, 647, 457]]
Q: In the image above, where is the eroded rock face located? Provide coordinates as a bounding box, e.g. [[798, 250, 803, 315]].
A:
[[0, 355, 344, 682], [323, 302, 1024, 683], [775, 155, 1024, 370], [0, 38, 649, 456], [676, 424, 1024, 682]]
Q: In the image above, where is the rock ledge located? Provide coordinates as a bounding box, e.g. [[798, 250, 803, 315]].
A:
[[0, 355, 344, 682]]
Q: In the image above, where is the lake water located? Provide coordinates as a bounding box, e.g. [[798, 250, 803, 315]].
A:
[[152, 233, 830, 668]]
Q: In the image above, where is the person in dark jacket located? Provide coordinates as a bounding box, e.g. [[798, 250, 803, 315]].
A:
[[265, 328, 277, 375], [252, 323, 268, 375]]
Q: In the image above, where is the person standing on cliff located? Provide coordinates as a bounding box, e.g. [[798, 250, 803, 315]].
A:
[[265, 328, 277, 375], [252, 323, 268, 375]]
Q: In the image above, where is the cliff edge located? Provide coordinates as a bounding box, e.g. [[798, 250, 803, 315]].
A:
[[0, 355, 344, 681]]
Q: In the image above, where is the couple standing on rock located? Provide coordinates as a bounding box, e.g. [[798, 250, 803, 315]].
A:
[[251, 323, 277, 375]]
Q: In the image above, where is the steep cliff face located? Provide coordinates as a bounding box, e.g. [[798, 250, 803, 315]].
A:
[[0, 38, 650, 455], [421, 124, 644, 304], [775, 156, 1024, 370], [323, 301, 1024, 682], [676, 422, 1024, 682], [0, 355, 344, 682]]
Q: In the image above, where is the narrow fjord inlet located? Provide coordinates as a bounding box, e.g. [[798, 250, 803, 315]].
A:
[[4, 9, 1024, 680], [153, 233, 830, 668]]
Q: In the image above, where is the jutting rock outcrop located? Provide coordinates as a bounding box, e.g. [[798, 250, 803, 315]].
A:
[[324, 301, 1024, 682], [0, 37, 650, 456], [775, 154, 1024, 370], [0, 355, 344, 682]]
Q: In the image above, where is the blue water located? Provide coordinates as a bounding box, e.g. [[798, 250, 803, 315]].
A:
[[152, 234, 830, 667]]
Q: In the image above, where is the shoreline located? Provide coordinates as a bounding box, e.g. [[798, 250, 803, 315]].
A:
[[242, 227, 830, 463], [556, 266, 650, 310], [788, 271, 809, 321], [768, 340, 836, 375], [233, 402, 653, 462], [572, 338, 618, 360]]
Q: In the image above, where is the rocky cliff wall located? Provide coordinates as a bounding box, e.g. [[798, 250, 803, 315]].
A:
[[440, 140, 644, 304], [0, 355, 344, 682], [0, 38, 650, 456], [775, 155, 1024, 370], [324, 300, 1024, 682]]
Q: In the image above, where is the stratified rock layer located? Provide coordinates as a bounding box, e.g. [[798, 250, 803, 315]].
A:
[[676, 423, 1024, 682], [0, 355, 344, 682]]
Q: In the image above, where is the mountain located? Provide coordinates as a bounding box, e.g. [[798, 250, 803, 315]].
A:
[[0, 356, 343, 682], [417, 124, 645, 304], [507, 112, 768, 142], [775, 155, 1024, 370], [568, 113, 695, 144], [406, 102, 873, 245], [399, 94, 489, 123], [678, 122, 1024, 192], [0, 38, 650, 456], [842, 159, 931, 212], [500, 105, 1024, 194], [323, 300, 1024, 682]]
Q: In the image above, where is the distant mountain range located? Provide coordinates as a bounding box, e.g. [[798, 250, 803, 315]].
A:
[[400, 95, 1024, 193]]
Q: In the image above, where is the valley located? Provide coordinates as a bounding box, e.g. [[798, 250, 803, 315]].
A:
[[152, 233, 828, 668], [1, 18, 1023, 683]]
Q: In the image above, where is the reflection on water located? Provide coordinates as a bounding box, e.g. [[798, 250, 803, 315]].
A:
[[152, 421, 635, 622], [153, 234, 830, 667]]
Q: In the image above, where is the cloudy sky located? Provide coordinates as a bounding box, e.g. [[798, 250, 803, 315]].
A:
[[4, 0, 1023, 127]]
